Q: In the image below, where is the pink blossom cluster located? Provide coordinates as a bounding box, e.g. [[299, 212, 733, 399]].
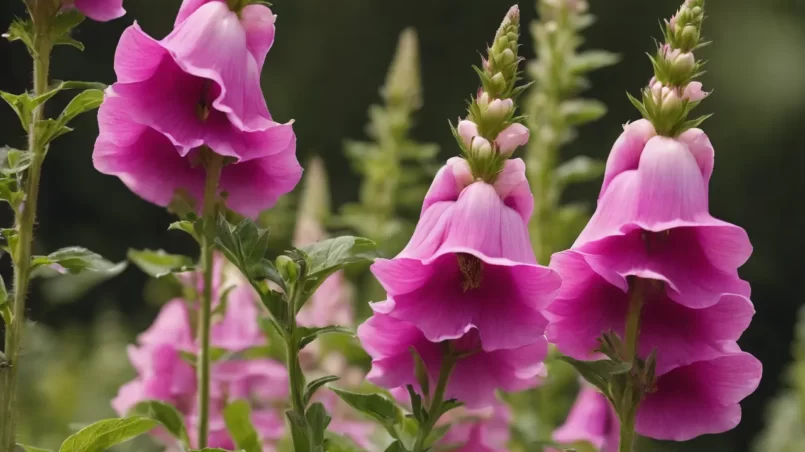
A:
[[93, 0, 301, 218], [546, 120, 762, 441]]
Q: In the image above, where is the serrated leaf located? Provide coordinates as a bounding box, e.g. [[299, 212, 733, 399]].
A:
[[35, 118, 73, 144], [3, 19, 34, 54], [559, 356, 631, 399], [301, 236, 378, 277], [15, 444, 50, 452], [127, 249, 195, 278], [329, 387, 400, 425], [58, 416, 157, 452], [128, 401, 190, 448], [286, 410, 312, 452], [560, 99, 607, 126], [297, 325, 354, 349], [223, 400, 261, 452], [556, 156, 605, 187], [304, 375, 340, 406]]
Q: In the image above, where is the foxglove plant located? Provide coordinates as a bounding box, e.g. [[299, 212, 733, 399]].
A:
[[552, 385, 619, 452], [347, 7, 560, 452], [546, 1, 762, 450], [0, 0, 125, 448]]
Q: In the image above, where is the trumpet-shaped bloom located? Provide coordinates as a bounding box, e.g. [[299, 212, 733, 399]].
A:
[[358, 313, 546, 409], [371, 158, 560, 352], [553, 386, 619, 452], [68, 0, 126, 22], [94, 0, 301, 218], [439, 399, 511, 451], [636, 349, 762, 441]]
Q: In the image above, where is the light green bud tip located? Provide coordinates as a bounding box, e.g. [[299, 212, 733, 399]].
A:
[[275, 255, 299, 284], [381, 28, 422, 111], [483, 5, 521, 98]]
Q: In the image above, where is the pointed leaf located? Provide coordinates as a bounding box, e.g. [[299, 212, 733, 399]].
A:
[[223, 400, 261, 452], [571, 50, 621, 73], [128, 400, 190, 448], [560, 99, 607, 125], [297, 325, 354, 349], [304, 375, 340, 406], [57, 89, 104, 127], [58, 417, 157, 452], [384, 441, 407, 452], [4, 19, 35, 54], [127, 249, 195, 278], [301, 236, 378, 278], [0, 148, 34, 176], [329, 387, 400, 425], [306, 402, 331, 450], [31, 247, 121, 275]]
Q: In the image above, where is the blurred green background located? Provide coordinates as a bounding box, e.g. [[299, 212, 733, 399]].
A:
[[0, 0, 803, 450]]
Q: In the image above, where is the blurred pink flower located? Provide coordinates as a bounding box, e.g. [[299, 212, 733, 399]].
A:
[[552, 386, 619, 452]]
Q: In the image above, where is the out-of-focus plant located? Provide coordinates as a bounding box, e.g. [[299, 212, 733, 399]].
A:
[[753, 305, 805, 452], [337, 28, 439, 259], [509, 1, 618, 450]]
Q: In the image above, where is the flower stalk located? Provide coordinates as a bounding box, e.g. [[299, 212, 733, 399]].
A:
[[0, 5, 55, 449], [412, 353, 458, 452], [195, 150, 224, 447]]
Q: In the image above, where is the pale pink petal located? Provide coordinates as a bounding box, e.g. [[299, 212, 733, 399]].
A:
[[211, 285, 265, 351], [240, 5, 277, 71], [74, 0, 125, 21], [600, 119, 656, 196], [495, 123, 529, 155], [457, 120, 479, 149], [114, 24, 166, 83], [553, 386, 619, 452], [493, 158, 534, 222]]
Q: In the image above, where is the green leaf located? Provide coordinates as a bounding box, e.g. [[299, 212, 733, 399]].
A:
[[297, 325, 354, 349], [329, 387, 400, 425], [555, 156, 605, 187], [410, 348, 429, 404], [305, 402, 331, 450], [323, 432, 364, 452], [128, 401, 190, 448], [258, 290, 288, 328], [285, 410, 312, 452], [127, 249, 195, 278], [15, 444, 50, 452], [52, 10, 85, 38], [37, 260, 127, 304], [35, 118, 73, 144], [570, 50, 621, 74], [0, 90, 34, 131], [303, 375, 340, 406], [3, 19, 34, 54], [559, 356, 631, 400], [301, 236, 378, 278], [384, 441, 407, 452], [0, 147, 34, 176], [57, 89, 104, 127], [223, 400, 261, 452], [560, 99, 608, 126], [405, 385, 423, 423], [31, 247, 122, 275], [169, 220, 201, 242], [58, 416, 157, 452], [214, 215, 281, 287]]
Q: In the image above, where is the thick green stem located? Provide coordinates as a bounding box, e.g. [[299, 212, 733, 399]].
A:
[[0, 23, 53, 452], [618, 281, 645, 452], [195, 152, 224, 448], [412, 353, 457, 452], [285, 286, 306, 417], [619, 416, 636, 452]]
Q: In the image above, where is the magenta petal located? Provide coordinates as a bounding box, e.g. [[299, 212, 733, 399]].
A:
[[240, 4, 277, 71], [553, 386, 619, 452], [162, 1, 272, 131], [175, 0, 218, 26], [421, 159, 465, 213], [493, 158, 534, 222], [204, 114, 295, 162], [111, 380, 145, 415], [211, 285, 264, 351], [251, 409, 286, 441], [677, 127, 714, 187], [114, 24, 167, 84], [636, 352, 762, 441], [600, 119, 656, 196], [74, 0, 125, 21], [138, 299, 194, 348]]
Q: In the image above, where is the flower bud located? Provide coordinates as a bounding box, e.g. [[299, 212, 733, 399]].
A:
[[682, 81, 708, 102], [659, 89, 683, 117], [485, 98, 513, 122], [490, 72, 506, 93], [457, 120, 479, 149], [500, 48, 516, 66], [680, 25, 700, 50], [476, 91, 490, 110], [275, 255, 299, 284], [471, 136, 493, 157], [495, 123, 529, 156]]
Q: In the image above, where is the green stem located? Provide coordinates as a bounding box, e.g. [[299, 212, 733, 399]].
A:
[[412, 353, 457, 452], [624, 281, 645, 362], [0, 22, 53, 452], [619, 416, 636, 452], [195, 152, 224, 448], [285, 285, 306, 417], [618, 280, 645, 452]]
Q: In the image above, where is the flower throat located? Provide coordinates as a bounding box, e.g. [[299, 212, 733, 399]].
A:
[[457, 253, 483, 292]]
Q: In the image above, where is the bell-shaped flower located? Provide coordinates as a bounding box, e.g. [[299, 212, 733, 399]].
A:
[[358, 313, 546, 409], [552, 386, 619, 452], [371, 157, 560, 352], [439, 399, 511, 451]]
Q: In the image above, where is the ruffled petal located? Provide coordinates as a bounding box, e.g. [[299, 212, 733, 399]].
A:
[[240, 4, 276, 71], [493, 158, 534, 222], [636, 352, 762, 441], [600, 119, 656, 196], [114, 24, 167, 83]]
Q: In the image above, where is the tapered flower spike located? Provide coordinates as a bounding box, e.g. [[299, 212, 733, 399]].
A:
[[629, 0, 710, 136]]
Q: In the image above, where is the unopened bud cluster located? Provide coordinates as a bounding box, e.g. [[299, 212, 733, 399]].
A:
[[453, 6, 529, 182], [632, 0, 710, 137]]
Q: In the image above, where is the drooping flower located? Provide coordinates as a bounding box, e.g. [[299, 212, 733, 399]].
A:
[[371, 157, 561, 352], [552, 386, 619, 452], [358, 312, 546, 409], [65, 0, 126, 22], [94, 0, 301, 218], [438, 399, 511, 452]]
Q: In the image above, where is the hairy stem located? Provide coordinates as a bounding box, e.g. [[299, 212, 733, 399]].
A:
[[619, 281, 646, 452], [412, 353, 457, 452], [196, 152, 224, 448], [0, 19, 53, 451]]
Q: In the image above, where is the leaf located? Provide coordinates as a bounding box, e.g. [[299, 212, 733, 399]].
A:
[[301, 236, 378, 278], [329, 387, 400, 425], [297, 325, 354, 349], [15, 444, 50, 452], [57, 89, 104, 127], [323, 432, 364, 452], [0, 147, 34, 176], [570, 50, 621, 73], [31, 247, 121, 275], [303, 375, 340, 406], [0, 90, 34, 131], [214, 215, 281, 288], [306, 402, 331, 450], [258, 290, 288, 328], [223, 400, 261, 452], [37, 261, 127, 304], [127, 249, 195, 278], [285, 410, 312, 452], [410, 348, 429, 404], [559, 99, 608, 126], [128, 401, 190, 448], [437, 399, 464, 418], [35, 118, 73, 144], [405, 385, 423, 423], [555, 156, 605, 187], [169, 220, 201, 242], [52, 10, 85, 38], [559, 356, 631, 399], [58, 416, 157, 452], [3, 19, 34, 54], [384, 441, 407, 452]]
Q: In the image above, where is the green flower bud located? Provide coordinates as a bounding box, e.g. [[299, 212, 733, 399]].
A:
[[275, 255, 299, 284], [490, 72, 506, 93]]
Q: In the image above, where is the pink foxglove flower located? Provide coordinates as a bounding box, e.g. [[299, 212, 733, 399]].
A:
[[65, 0, 125, 22], [552, 386, 619, 452], [371, 157, 560, 352], [439, 399, 511, 451], [358, 313, 546, 409], [457, 120, 529, 157], [94, 0, 301, 218]]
